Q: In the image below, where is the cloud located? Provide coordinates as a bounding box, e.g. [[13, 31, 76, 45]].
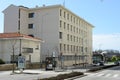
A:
[[93, 33, 120, 50]]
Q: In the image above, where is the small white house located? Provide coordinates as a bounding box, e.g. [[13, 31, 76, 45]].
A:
[[0, 33, 42, 63]]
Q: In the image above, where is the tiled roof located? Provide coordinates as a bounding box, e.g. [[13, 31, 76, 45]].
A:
[[0, 33, 41, 41]]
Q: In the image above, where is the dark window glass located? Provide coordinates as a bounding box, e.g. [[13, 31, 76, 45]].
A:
[[59, 32, 62, 39], [28, 13, 34, 18], [28, 24, 33, 29]]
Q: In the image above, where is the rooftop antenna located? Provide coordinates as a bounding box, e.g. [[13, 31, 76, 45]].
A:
[[63, 0, 65, 7]]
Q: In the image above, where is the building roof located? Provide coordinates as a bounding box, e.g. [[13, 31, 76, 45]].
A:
[[0, 33, 42, 41], [3, 4, 94, 28]]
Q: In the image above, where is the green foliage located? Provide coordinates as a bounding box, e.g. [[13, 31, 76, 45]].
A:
[[117, 57, 120, 60], [111, 56, 118, 62], [0, 59, 5, 64]]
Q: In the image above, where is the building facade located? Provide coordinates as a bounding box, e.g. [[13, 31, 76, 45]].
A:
[[3, 4, 94, 66], [0, 33, 41, 63]]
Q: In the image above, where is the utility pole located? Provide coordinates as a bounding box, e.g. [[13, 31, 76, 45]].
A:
[[12, 45, 15, 74]]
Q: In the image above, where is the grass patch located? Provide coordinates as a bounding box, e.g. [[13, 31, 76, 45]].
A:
[[87, 65, 117, 72], [40, 72, 84, 80]]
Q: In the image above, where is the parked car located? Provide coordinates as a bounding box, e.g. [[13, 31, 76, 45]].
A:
[[92, 61, 104, 66], [114, 61, 120, 65]]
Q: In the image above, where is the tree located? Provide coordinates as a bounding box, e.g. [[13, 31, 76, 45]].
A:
[[0, 59, 5, 64], [111, 56, 118, 62]]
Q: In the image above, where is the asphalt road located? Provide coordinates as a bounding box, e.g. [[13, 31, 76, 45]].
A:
[[75, 66, 120, 80]]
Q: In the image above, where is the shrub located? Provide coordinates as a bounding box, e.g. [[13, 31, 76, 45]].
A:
[[88, 65, 116, 72], [0, 59, 5, 64]]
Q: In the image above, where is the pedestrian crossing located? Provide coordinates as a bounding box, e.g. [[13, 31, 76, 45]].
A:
[[89, 73, 119, 78]]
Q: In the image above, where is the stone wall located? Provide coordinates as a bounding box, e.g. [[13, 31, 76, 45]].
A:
[[0, 64, 16, 71]]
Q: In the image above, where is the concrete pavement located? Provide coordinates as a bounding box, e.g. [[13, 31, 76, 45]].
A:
[[0, 66, 88, 80]]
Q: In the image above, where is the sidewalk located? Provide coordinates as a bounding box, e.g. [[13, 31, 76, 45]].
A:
[[17, 63, 112, 77], [12, 66, 89, 80], [0, 64, 115, 80]]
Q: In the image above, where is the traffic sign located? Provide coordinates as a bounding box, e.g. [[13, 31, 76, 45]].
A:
[[18, 56, 25, 69]]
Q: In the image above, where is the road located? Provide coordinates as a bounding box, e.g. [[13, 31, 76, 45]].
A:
[[75, 66, 120, 80]]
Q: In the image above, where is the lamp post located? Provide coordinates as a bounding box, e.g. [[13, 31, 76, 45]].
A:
[[75, 53, 77, 66]]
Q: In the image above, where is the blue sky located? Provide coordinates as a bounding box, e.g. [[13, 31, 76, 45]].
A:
[[0, 0, 120, 50]]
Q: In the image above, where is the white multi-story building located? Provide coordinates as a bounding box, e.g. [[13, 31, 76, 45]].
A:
[[3, 4, 94, 66]]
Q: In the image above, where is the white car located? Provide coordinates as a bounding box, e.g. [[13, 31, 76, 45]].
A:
[[92, 61, 104, 66], [114, 61, 120, 65]]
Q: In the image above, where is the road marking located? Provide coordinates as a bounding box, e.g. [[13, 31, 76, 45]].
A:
[[105, 74, 111, 77], [88, 73, 119, 78], [113, 74, 119, 78], [97, 73, 104, 77]]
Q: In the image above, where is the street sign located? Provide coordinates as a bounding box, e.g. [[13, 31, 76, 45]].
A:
[[52, 52, 56, 57], [18, 56, 25, 69]]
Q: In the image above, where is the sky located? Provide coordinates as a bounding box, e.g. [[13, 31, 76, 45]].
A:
[[0, 0, 120, 50]]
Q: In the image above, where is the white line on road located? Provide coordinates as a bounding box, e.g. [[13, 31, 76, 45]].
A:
[[97, 73, 104, 77], [105, 74, 111, 77], [113, 74, 119, 78]]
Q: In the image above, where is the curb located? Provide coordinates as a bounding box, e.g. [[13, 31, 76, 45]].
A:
[[64, 75, 86, 80]]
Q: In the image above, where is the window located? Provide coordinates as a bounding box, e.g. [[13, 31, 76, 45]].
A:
[[71, 25, 72, 31], [28, 13, 34, 18], [85, 47, 87, 52], [73, 27, 75, 32], [59, 32, 62, 39], [77, 37, 78, 42], [64, 22, 66, 29], [28, 24, 34, 29], [64, 44, 66, 51], [71, 15, 72, 22], [73, 46, 75, 52], [76, 28, 78, 33], [67, 13, 69, 20], [70, 35, 72, 41], [67, 24, 69, 30], [71, 45, 73, 52], [64, 11, 66, 18], [67, 45, 69, 51], [76, 46, 78, 52], [22, 48, 33, 53], [67, 34, 69, 41], [60, 9, 62, 16], [74, 36, 75, 42], [60, 43, 62, 51], [60, 20, 62, 27], [74, 17, 75, 23], [81, 46, 83, 52], [19, 9, 20, 18]]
